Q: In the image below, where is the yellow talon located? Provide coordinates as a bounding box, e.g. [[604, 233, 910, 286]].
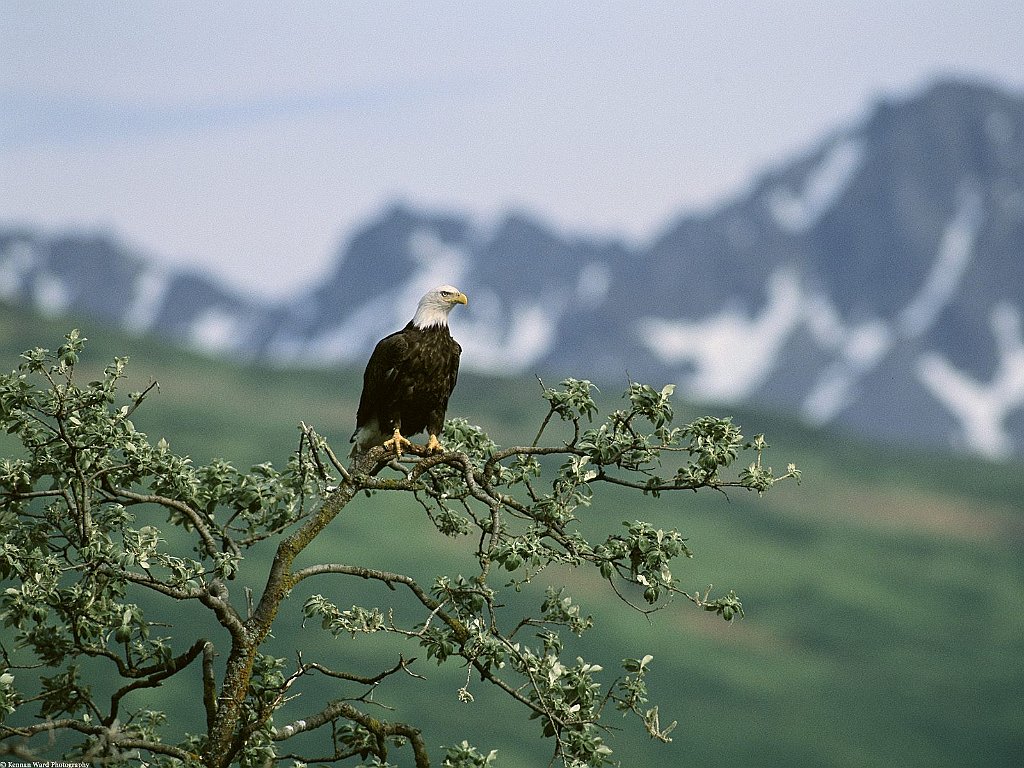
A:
[[425, 434, 443, 454], [382, 428, 412, 456]]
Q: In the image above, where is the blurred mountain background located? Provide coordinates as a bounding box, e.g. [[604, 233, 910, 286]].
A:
[[3, 79, 1024, 458], [2, 6, 1024, 767]]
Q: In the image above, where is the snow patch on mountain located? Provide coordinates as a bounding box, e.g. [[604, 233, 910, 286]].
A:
[[802, 319, 894, 424], [575, 262, 611, 305], [639, 269, 804, 401], [191, 308, 245, 355], [458, 305, 556, 374], [767, 137, 864, 234], [404, 229, 468, 308], [917, 302, 1024, 459], [0, 239, 35, 300], [125, 267, 172, 333], [33, 273, 71, 316], [641, 266, 900, 419], [455, 288, 557, 374], [803, 187, 983, 423], [312, 301, 395, 363], [898, 186, 983, 338]]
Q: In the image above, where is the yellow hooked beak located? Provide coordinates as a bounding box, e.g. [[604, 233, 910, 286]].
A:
[[450, 291, 468, 306]]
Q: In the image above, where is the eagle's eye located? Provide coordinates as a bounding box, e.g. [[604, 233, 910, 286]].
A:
[[440, 290, 452, 298]]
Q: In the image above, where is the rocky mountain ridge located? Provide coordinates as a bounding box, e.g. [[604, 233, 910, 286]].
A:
[[3, 79, 1023, 458]]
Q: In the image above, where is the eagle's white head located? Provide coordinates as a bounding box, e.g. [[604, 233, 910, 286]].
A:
[[412, 284, 468, 329]]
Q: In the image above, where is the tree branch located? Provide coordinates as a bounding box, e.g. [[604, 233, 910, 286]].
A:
[[101, 566, 246, 639], [300, 656, 422, 686], [203, 640, 218, 731], [0, 719, 198, 762], [109, 484, 231, 560], [294, 561, 571, 728], [105, 638, 209, 725], [273, 700, 430, 768], [206, 463, 371, 767]]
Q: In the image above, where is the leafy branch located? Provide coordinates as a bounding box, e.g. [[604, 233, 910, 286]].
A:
[[0, 332, 798, 767]]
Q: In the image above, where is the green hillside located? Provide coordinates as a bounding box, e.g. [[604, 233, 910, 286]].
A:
[[1, 302, 1022, 766]]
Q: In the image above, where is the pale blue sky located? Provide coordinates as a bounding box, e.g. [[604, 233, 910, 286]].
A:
[[3, 2, 1023, 297]]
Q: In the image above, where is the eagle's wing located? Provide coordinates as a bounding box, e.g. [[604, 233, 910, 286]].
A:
[[423, 338, 462, 441], [448, 340, 462, 393], [353, 329, 410, 434], [366, 331, 410, 395]]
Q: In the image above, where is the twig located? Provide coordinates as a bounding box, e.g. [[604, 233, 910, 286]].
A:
[[122, 379, 159, 419]]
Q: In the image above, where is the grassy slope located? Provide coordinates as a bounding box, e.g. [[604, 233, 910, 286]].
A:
[[1, 304, 1022, 766]]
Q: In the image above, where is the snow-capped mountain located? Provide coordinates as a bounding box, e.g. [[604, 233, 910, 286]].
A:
[[3, 79, 1024, 459]]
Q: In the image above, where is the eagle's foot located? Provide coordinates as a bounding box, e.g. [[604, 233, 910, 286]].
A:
[[425, 434, 443, 454], [383, 428, 413, 456]]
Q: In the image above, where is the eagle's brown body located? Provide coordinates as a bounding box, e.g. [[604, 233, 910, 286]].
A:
[[350, 285, 466, 456]]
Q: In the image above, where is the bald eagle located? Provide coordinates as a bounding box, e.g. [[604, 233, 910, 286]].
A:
[[350, 285, 468, 456]]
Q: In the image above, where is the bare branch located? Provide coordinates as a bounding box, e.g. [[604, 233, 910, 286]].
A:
[[203, 640, 218, 731], [273, 700, 430, 768], [122, 379, 159, 420], [5, 488, 66, 500], [288, 562, 421, 590], [106, 639, 208, 725], [301, 655, 423, 686]]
